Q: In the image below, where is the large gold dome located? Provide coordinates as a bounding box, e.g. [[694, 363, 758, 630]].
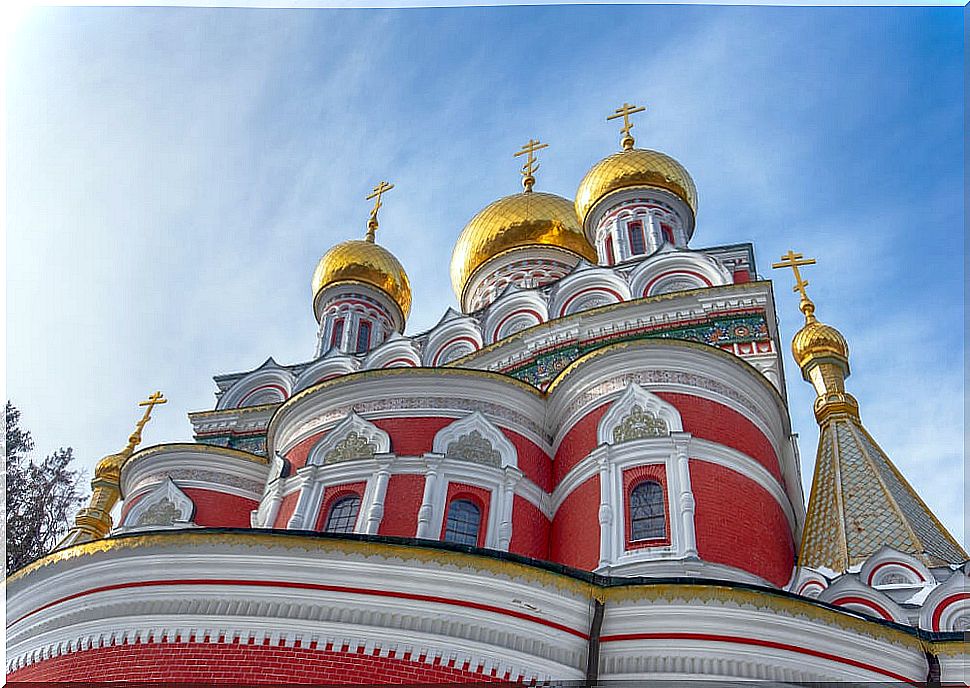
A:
[[575, 148, 698, 226], [450, 191, 597, 301], [312, 239, 412, 321]]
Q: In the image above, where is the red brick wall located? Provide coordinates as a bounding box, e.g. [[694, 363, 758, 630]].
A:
[[554, 404, 609, 484], [182, 488, 257, 529], [273, 492, 300, 528], [550, 476, 600, 570], [657, 392, 781, 481], [6, 640, 505, 684], [689, 460, 794, 586], [378, 474, 425, 538], [440, 482, 492, 547], [314, 481, 368, 531], [509, 495, 550, 560], [286, 432, 322, 470], [621, 464, 671, 549]]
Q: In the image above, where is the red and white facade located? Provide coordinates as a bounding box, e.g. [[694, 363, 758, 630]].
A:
[[7, 141, 967, 685]]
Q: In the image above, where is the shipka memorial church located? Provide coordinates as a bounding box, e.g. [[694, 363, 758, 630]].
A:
[[7, 104, 968, 684]]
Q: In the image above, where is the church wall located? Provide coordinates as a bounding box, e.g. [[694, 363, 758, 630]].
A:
[[5, 641, 505, 684], [377, 474, 425, 537], [553, 403, 609, 484], [550, 475, 600, 569], [657, 392, 782, 481], [440, 482, 492, 547], [182, 488, 258, 529], [286, 432, 322, 470], [508, 495, 550, 560], [689, 460, 794, 586], [274, 492, 300, 529]]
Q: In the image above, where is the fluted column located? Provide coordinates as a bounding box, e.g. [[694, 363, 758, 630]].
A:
[[416, 455, 443, 539], [672, 432, 697, 557], [363, 456, 393, 534]]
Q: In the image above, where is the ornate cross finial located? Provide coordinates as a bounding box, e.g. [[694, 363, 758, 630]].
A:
[[125, 391, 167, 452], [513, 138, 549, 193], [771, 249, 818, 321], [365, 180, 394, 242], [607, 102, 646, 150]]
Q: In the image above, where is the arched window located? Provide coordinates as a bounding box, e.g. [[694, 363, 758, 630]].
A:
[[324, 495, 361, 533], [630, 481, 665, 541], [443, 499, 481, 546]]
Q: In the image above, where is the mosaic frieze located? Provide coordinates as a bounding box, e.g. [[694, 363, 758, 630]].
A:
[[505, 312, 770, 388]]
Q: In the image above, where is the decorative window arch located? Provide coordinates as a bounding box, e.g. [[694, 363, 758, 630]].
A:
[[628, 250, 731, 299], [323, 494, 362, 533], [443, 498, 482, 546], [597, 383, 684, 446], [629, 480, 666, 541], [121, 478, 196, 530], [550, 263, 631, 319], [432, 411, 517, 469], [218, 359, 295, 410], [307, 412, 391, 466]]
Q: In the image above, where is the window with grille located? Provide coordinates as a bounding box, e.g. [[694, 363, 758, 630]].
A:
[[330, 318, 344, 349], [629, 480, 665, 541], [355, 320, 372, 353], [324, 495, 361, 533], [443, 499, 481, 546], [627, 221, 646, 254]]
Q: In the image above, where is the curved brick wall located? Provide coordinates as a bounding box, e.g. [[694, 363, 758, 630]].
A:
[[182, 488, 257, 529], [6, 640, 505, 684], [689, 460, 794, 586], [551, 476, 600, 570]]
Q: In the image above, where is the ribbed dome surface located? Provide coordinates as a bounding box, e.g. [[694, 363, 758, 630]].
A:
[[312, 239, 412, 320]]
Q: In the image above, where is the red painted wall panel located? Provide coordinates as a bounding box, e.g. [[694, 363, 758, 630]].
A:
[[378, 474, 425, 538], [689, 460, 794, 586], [550, 476, 600, 570], [7, 641, 504, 684], [182, 488, 256, 529], [273, 492, 300, 529], [509, 495, 550, 561], [554, 404, 609, 484], [657, 392, 781, 481]]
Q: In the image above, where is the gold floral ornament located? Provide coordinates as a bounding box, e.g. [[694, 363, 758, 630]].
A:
[[612, 405, 669, 443], [323, 431, 377, 464], [446, 430, 502, 467], [58, 391, 167, 548]]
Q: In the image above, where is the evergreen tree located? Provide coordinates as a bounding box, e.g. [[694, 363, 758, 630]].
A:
[[5, 402, 86, 575]]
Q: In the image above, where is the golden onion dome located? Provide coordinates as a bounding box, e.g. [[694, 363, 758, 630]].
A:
[[450, 191, 597, 301], [575, 148, 698, 226], [792, 310, 849, 369], [311, 239, 412, 322]]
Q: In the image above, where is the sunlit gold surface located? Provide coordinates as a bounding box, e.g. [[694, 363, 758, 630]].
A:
[[575, 148, 698, 225], [792, 317, 849, 369], [450, 191, 596, 301], [58, 392, 167, 548], [312, 239, 412, 321]]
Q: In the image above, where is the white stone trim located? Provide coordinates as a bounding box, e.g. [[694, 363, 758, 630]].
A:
[[307, 412, 392, 466], [431, 411, 517, 469], [218, 359, 295, 410], [117, 478, 196, 532], [596, 382, 683, 444], [919, 569, 970, 631]]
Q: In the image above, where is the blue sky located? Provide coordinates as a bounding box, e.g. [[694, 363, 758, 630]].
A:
[[7, 5, 964, 544]]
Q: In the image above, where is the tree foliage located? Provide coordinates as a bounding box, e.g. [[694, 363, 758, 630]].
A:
[[5, 401, 87, 575]]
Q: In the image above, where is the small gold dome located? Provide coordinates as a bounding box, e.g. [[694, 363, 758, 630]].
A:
[[575, 148, 698, 226], [450, 191, 597, 301], [312, 239, 412, 322], [792, 318, 849, 368]]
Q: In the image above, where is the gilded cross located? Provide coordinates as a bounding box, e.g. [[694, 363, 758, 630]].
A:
[[513, 138, 549, 192], [125, 391, 167, 453], [365, 180, 394, 241], [607, 102, 646, 150], [771, 250, 819, 319]]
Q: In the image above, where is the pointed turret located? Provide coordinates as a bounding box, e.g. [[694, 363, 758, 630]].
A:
[[773, 252, 965, 574]]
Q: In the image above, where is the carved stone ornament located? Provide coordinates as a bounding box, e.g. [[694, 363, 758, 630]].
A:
[[307, 412, 391, 467], [122, 477, 195, 530], [136, 497, 182, 527], [324, 431, 377, 464], [446, 430, 502, 467], [612, 404, 669, 443]]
